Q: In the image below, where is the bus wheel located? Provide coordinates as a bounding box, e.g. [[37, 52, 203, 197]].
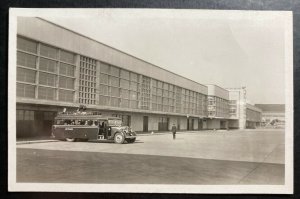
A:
[[114, 133, 125, 144], [66, 138, 75, 142]]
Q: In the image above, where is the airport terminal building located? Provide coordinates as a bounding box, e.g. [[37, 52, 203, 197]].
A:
[[16, 17, 262, 137]]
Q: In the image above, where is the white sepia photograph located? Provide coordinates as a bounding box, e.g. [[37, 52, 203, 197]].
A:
[[8, 8, 293, 194]]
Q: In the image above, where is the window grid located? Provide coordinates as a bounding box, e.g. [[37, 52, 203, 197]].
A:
[[17, 36, 76, 102], [79, 56, 97, 105]]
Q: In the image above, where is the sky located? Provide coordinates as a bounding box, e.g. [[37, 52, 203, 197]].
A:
[[43, 9, 289, 104]]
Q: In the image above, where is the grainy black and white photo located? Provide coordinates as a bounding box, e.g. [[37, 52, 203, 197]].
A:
[[8, 8, 293, 193]]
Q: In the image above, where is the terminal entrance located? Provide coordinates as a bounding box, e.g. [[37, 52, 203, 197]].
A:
[[143, 116, 148, 132], [158, 117, 169, 131], [198, 119, 203, 130], [187, 118, 194, 130]]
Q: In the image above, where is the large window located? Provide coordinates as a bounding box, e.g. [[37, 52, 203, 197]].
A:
[[79, 56, 96, 104], [16, 36, 76, 102]]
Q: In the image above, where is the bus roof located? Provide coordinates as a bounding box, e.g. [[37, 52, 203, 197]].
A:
[[54, 114, 121, 120]]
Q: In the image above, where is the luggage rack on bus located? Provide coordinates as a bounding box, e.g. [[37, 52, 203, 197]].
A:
[[58, 106, 102, 116]]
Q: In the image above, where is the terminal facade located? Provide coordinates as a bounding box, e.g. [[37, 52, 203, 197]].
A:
[[16, 17, 262, 137]]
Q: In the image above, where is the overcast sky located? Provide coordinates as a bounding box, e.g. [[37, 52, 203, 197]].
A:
[[44, 9, 289, 104]]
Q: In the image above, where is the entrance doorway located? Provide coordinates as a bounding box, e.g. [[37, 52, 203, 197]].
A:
[[158, 117, 169, 131], [187, 118, 194, 130], [143, 116, 148, 132], [198, 119, 203, 130], [220, 120, 227, 129]]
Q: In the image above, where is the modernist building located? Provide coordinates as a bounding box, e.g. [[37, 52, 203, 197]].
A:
[[227, 87, 262, 129], [16, 17, 263, 138], [206, 85, 230, 129], [16, 17, 209, 137], [255, 104, 285, 127]]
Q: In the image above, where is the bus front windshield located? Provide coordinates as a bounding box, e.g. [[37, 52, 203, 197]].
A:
[[108, 119, 122, 126]]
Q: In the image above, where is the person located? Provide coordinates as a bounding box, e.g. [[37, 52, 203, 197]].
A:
[[171, 124, 177, 140]]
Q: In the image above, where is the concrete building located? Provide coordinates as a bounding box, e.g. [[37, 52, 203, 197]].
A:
[[206, 85, 230, 129], [16, 17, 264, 138], [16, 17, 209, 137], [255, 104, 285, 127], [227, 87, 262, 129]]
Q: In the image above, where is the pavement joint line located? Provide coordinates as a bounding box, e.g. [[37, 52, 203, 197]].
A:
[[237, 142, 283, 184], [17, 140, 59, 145]]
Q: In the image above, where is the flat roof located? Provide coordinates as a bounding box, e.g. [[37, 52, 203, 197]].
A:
[[39, 17, 207, 89]]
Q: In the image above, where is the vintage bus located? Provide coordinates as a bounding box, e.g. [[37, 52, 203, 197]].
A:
[[51, 112, 136, 144]]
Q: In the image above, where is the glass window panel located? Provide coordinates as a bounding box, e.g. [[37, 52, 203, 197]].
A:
[[60, 63, 74, 77], [120, 79, 129, 89], [130, 100, 138, 109], [120, 99, 129, 108], [163, 90, 168, 97], [100, 63, 110, 73], [163, 83, 168, 90], [157, 96, 162, 104], [39, 58, 57, 73], [120, 70, 130, 80], [39, 72, 56, 86], [111, 87, 120, 97], [17, 68, 36, 83], [130, 91, 138, 100], [24, 111, 35, 120], [17, 83, 35, 98], [130, 82, 138, 91], [40, 44, 57, 59], [121, 89, 129, 99], [59, 76, 74, 89], [100, 73, 109, 84], [110, 76, 119, 87], [99, 95, 110, 106], [38, 86, 56, 100], [157, 81, 162, 88], [99, 85, 109, 95], [130, 73, 138, 82], [152, 79, 157, 87], [60, 50, 75, 64], [17, 37, 37, 53], [110, 97, 119, 107], [110, 66, 119, 76], [17, 52, 37, 68], [157, 88, 162, 96], [152, 95, 157, 102], [58, 89, 74, 102]]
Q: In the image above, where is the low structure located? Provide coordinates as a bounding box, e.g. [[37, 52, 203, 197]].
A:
[[255, 104, 285, 127]]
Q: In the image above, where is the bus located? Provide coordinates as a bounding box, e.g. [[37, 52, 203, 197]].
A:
[[51, 112, 136, 144]]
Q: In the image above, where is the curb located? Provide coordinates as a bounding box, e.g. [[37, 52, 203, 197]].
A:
[[17, 140, 59, 145]]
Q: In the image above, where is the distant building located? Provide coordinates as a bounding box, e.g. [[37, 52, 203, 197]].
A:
[[254, 104, 285, 127], [227, 87, 262, 129]]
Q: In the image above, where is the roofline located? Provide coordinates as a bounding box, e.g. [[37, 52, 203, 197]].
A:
[[37, 17, 207, 89], [206, 84, 229, 91]]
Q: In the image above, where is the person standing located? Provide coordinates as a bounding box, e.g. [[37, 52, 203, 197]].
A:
[[171, 124, 177, 140]]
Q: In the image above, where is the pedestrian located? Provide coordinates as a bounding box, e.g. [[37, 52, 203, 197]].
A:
[[171, 124, 177, 140]]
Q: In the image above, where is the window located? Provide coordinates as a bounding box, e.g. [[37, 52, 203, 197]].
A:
[[120, 70, 130, 80], [99, 95, 109, 106], [60, 50, 75, 64], [40, 44, 57, 59], [130, 100, 138, 109], [58, 89, 74, 102], [100, 63, 110, 73], [110, 76, 119, 87], [121, 89, 129, 99], [120, 99, 129, 108], [120, 79, 129, 89], [100, 73, 109, 84], [130, 91, 138, 100], [130, 82, 138, 91], [111, 87, 120, 97], [17, 37, 37, 54], [39, 72, 56, 86], [99, 85, 109, 95], [130, 73, 138, 82], [16, 110, 24, 120], [110, 97, 119, 107], [38, 86, 56, 100], [110, 66, 120, 76], [17, 52, 37, 68], [17, 68, 36, 83], [39, 58, 57, 73], [60, 63, 74, 77], [59, 76, 74, 89], [17, 83, 35, 98]]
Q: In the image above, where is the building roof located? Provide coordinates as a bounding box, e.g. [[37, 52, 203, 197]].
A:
[[254, 104, 285, 113]]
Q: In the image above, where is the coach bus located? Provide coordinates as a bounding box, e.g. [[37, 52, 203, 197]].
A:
[[51, 112, 136, 144]]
